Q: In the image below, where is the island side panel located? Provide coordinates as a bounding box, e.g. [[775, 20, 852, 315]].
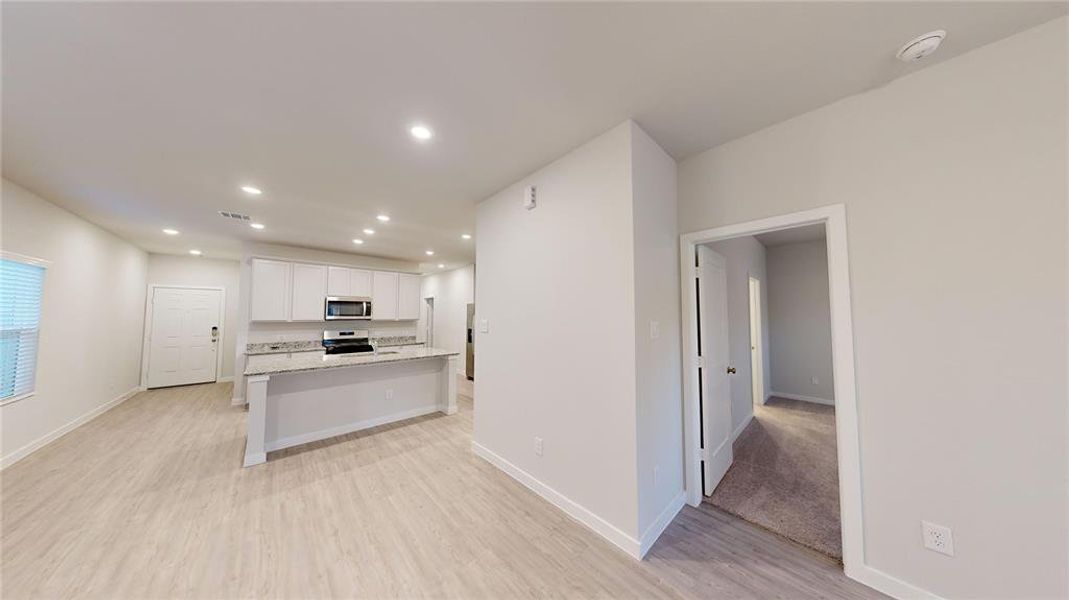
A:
[[243, 374, 270, 467], [263, 357, 446, 452], [442, 355, 458, 415]]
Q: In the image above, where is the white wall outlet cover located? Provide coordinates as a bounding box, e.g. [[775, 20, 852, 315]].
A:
[[534, 436, 543, 456], [811, 376, 819, 385], [650, 320, 660, 339], [922, 521, 954, 556], [385, 389, 394, 400]]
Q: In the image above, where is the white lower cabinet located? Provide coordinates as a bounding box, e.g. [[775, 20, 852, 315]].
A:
[[291, 263, 327, 321]]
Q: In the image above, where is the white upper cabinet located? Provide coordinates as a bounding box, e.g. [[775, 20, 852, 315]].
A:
[[349, 270, 373, 297], [326, 266, 350, 296], [372, 271, 399, 321], [397, 274, 421, 320], [291, 263, 327, 321], [249, 258, 417, 322], [249, 259, 291, 322]]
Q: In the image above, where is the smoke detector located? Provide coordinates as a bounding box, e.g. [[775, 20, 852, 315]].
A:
[[897, 30, 946, 62]]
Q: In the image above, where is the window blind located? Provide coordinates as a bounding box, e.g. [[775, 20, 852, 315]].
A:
[[1, 257, 46, 402]]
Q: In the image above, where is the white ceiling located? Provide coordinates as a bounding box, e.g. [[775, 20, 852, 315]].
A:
[[754, 224, 827, 247], [3, 2, 1064, 265]]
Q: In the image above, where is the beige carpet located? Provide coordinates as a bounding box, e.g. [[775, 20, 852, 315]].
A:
[[708, 396, 842, 559]]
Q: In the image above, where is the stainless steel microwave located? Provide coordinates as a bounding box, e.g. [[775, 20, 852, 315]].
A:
[[324, 296, 372, 320]]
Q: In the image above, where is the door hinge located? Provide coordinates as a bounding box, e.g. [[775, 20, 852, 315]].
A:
[[694, 266, 701, 279], [700, 447, 710, 461], [695, 355, 705, 368]]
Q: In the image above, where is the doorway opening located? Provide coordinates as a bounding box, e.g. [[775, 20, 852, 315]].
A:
[[680, 204, 862, 570], [423, 296, 435, 347]]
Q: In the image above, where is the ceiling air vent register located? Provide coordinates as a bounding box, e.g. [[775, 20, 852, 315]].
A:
[[218, 211, 252, 222]]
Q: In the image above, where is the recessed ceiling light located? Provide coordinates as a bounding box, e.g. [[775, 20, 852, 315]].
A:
[[250, 223, 265, 230], [410, 124, 433, 141], [352, 239, 365, 245], [461, 233, 472, 240], [437, 263, 445, 269], [162, 228, 179, 235], [363, 228, 375, 235], [189, 249, 202, 256], [376, 214, 390, 222], [425, 250, 434, 256], [241, 185, 263, 195]]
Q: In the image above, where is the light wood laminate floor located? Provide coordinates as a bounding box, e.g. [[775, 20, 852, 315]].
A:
[[2, 381, 880, 599]]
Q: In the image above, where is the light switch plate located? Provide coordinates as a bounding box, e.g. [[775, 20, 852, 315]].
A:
[[650, 320, 660, 339], [479, 319, 490, 333]]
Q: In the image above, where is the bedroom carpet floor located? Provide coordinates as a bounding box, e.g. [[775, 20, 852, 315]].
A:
[[708, 396, 843, 559]]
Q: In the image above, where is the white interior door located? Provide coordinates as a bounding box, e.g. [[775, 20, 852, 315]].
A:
[[748, 276, 765, 406], [698, 246, 733, 495], [147, 287, 222, 388]]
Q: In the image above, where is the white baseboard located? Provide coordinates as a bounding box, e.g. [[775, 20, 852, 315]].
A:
[[231, 396, 245, 407], [472, 441, 643, 559], [638, 491, 686, 557], [846, 563, 944, 600], [265, 404, 441, 452], [770, 391, 835, 406], [1, 385, 143, 470], [216, 375, 234, 383], [732, 412, 754, 442]]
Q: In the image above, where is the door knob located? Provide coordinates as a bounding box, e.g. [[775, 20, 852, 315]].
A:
[[727, 366, 737, 374]]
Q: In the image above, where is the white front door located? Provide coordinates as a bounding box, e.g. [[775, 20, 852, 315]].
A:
[[147, 287, 222, 388], [698, 246, 733, 495]]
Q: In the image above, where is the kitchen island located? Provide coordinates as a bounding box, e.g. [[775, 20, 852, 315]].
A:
[[242, 347, 459, 466]]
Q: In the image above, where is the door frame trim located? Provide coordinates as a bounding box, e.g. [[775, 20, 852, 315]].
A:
[[679, 203, 863, 572], [140, 284, 227, 389]]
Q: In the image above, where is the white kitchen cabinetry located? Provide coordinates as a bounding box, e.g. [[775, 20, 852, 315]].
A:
[[397, 274, 422, 321], [327, 266, 350, 296], [327, 266, 373, 298], [249, 258, 419, 322], [350, 270, 373, 297], [291, 263, 327, 321], [372, 271, 399, 321], [250, 259, 291, 322]]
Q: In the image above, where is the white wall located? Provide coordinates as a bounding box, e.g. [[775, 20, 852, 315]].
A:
[[475, 121, 682, 555], [1, 179, 147, 467], [765, 240, 834, 403], [475, 122, 640, 543], [419, 264, 474, 375], [630, 123, 684, 541], [146, 253, 240, 379], [705, 236, 770, 430], [678, 19, 1067, 599]]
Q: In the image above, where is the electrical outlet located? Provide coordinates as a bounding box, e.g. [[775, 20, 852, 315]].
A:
[[385, 389, 394, 400], [534, 436, 543, 457], [811, 376, 819, 385], [922, 521, 954, 556]]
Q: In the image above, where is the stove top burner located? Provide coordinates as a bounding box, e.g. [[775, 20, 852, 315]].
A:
[[322, 329, 374, 355]]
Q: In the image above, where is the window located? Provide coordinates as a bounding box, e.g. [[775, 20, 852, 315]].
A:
[[1, 256, 46, 404]]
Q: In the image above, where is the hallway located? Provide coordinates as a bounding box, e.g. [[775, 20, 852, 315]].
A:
[[708, 397, 842, 558]]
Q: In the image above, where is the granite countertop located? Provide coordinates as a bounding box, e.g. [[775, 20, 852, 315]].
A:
[[244, 346, 458, 376], [246, 337, 424, 356]]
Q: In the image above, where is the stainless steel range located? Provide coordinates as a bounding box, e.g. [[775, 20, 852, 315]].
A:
[[321, 329, 375, 355]]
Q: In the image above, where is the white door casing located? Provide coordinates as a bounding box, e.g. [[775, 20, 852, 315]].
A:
[[698, 245, 733, 495], [147, 287, 223, 388], [748, 276, 766, 406]]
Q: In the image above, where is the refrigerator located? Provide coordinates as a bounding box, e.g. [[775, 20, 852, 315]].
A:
[[465, 303, 475, 381]]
